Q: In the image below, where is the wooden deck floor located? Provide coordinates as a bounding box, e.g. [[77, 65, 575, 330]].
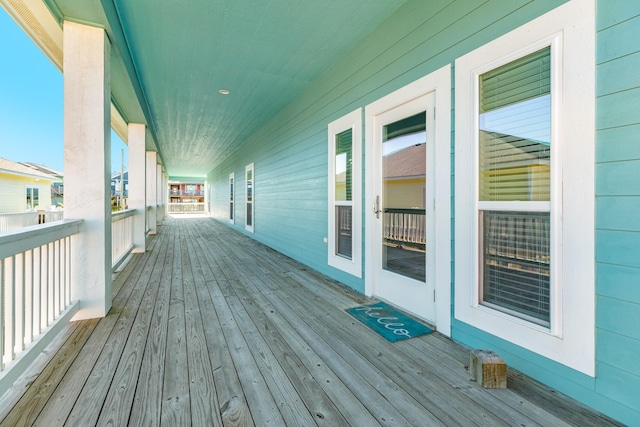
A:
[[0, 217, 622, 426]]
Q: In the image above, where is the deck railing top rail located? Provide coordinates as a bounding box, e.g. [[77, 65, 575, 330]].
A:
[[0, 219, 82, 260], [111, 208, 136, 222]]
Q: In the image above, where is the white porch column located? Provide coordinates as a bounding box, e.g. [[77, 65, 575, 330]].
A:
[[63, 21, 111, 320], [146, 151, 157, 235], [156, 164, 163, 224], [129, 123, 146, 252]]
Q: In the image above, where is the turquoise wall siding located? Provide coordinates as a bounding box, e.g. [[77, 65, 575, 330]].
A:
[[594, 1, 640, 424], [207, 0, 639, 424]]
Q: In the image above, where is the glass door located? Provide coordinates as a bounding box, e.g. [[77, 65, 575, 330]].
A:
[[372, 92, 436, 322]]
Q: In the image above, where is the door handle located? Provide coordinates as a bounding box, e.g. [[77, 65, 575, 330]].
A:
[[374, 195, 382, 218]]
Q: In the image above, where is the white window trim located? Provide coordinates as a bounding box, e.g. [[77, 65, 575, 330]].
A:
[[245, 163, 254, 233], [229, 172, 234, 224], [327, 108, 362, 278], [454, 0, 595, 376], [364, 64, 452, 336]]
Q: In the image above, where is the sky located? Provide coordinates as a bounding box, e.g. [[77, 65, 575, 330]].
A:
[[0, 8, 128, 175]]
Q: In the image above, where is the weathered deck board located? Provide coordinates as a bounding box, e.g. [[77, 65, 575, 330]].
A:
[[161, 231, 191, 426], [0, 319, 98, 427], [127, 227, 174, 426], [181, 227, 223, 427], [0, 217, 625, 427]]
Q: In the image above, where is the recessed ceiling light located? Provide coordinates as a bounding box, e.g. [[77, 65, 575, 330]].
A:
[[218, 89, 230, 95]]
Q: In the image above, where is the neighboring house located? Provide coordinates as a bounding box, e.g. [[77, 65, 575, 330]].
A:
[[111, 171, 128, 198], [19, 162, 64, 206], [383, 142, 426, 210], [0, 157, 56, 213], [169, 181, 204, 204]]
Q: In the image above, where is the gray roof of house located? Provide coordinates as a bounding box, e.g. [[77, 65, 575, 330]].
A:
[[0, 157, 58, 181]]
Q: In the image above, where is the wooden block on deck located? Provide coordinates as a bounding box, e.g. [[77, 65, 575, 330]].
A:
[[470, 349, 507, 389]]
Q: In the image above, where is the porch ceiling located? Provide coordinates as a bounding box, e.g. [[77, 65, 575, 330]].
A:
[[45, 0, 409, 178]]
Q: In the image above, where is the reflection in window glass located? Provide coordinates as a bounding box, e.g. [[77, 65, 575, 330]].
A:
[[479, 47, 551, 202], [381, 112, 426, 282], [26, 187, 39, 209], [229, 174, 234, 222], [336, 205, 352, 258], [478, 47, 552, 326], [245, 164, 254, 232], [335, 129, 352, 202], [334, 129, 353, 259]]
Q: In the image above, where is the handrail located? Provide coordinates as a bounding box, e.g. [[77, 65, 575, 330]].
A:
[[111, 208, 136, 222], [0, 220, 82, 259], [0, 211, 64, 233]]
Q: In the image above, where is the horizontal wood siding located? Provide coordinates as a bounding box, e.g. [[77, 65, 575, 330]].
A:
[[0, 174, 52, 214], [594, 1, 640, 424], [0, 179, 23, 213]]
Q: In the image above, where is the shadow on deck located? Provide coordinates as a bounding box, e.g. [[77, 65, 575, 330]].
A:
[[0, 217, 622, 426]]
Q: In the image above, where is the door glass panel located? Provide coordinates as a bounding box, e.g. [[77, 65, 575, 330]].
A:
[[381, 112, 426, 282]]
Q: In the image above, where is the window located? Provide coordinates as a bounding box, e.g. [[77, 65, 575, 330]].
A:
[[478, 47, 552, 327], [328, 109, 362, 277], [26, 187, 39, 210], [454, 0, 595, 375], [245, 163, 254, 233], [229, 173, 234, 224]]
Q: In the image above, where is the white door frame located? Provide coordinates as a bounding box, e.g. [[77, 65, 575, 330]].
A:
[[364, 64, 451, 336]]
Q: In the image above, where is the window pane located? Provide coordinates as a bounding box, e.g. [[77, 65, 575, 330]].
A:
[[229, 177, 234, 220], [482, 210, 550, 326], [335, 206, 352, 259], [246, 203, 252, 226], [479, 47, 551, 202], [33, 188, 39, 207], [247, 181, 253, 202], [335, 129, 352, 202], [381, 112, 426, 283]]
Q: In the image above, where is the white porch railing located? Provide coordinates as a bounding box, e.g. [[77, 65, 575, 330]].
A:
[[111, 209, 136, 271], [168, 202, 205, 214], [383, 208, 426, 247], [0, 220, 81, 395], [0, 211, 64, 233]]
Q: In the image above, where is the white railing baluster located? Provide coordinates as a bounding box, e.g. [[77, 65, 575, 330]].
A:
[[15, 253, 24, 354], [55, 240, 61, 317], [24, 250, 33, 347], [4, 256, 15, 368], [33, 246, 41, 340]]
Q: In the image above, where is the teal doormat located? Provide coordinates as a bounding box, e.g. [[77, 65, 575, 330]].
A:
[[346, 301, 433, 342]]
